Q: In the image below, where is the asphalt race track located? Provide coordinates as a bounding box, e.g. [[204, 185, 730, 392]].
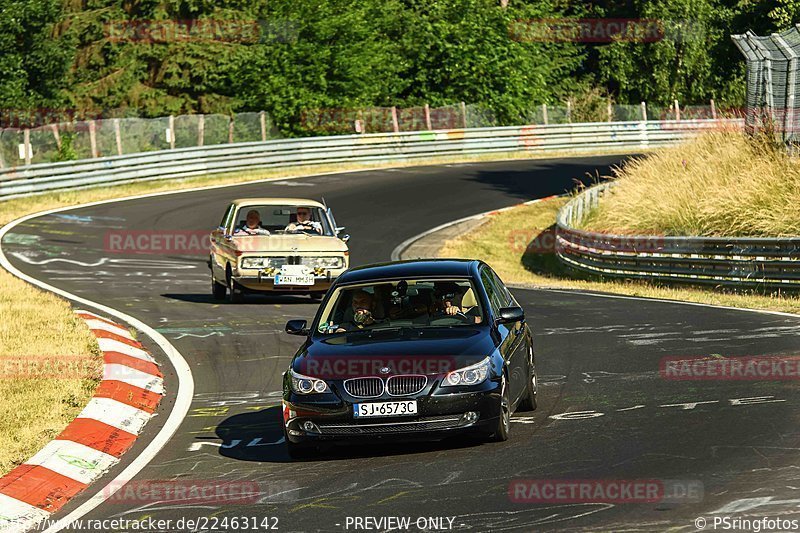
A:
[[4, 156, 800, 532]]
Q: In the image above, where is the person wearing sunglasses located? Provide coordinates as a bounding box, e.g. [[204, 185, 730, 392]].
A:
[[285, 206, 323, 234]]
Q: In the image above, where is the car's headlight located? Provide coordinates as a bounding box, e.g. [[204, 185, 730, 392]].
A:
[[442, 357, 491, 387], [241, 257, 276, 269], [300, 256, 344, 269], [290, 369, 329, 394]]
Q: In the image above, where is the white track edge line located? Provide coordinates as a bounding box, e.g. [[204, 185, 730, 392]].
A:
[[0, 214, 194, 533]]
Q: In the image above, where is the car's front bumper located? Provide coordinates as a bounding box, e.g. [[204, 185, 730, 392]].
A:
[[283, 382, 502, 444], [234, 270, 339, 293]]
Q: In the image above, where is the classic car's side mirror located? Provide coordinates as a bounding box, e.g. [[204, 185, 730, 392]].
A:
[[340, 234, 351, 243], [496, 306, 525, 325], [285, 319, 309, 336]]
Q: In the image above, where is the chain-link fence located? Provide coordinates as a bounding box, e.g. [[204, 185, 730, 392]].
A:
[[0, 101, 725, 169], [733, 26, 800, 143]]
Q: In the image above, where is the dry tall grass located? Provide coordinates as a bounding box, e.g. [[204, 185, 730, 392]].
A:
[[580, 130, 800, 237], [0, 278, 101, 475]]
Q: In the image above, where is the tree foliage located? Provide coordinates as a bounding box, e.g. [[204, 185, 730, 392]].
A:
[[2, 0, 800, 133]]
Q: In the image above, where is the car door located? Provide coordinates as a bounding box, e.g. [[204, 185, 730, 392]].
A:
[[211, 203, 236, 277], [480, 267, 521, 400], [485, 267, 527, 403]]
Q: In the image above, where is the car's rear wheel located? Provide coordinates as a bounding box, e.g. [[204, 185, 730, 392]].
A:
[[309, 292, 324, 301], [489, 375, 510, 442], [518, 346, 538, 412]]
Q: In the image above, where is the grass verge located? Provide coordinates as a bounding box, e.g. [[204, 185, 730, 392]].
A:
[[439, 196, 800, 315], [0, 281, 101, 475], [0, 147, 637, 476], [580, 131, 800, 237]]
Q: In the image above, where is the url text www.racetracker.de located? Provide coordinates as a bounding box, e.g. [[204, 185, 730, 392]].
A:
[[27, 516, 280, 531]]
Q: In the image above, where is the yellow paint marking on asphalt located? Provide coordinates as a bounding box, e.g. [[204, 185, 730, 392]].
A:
[[375, 490, 413, 505]]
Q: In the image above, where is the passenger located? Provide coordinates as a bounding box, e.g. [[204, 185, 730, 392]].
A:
[[285, 207, 323, 235], [234, 210, 270, 236], [336, 290, 378, 331]]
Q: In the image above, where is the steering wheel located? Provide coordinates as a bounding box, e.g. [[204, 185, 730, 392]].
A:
[[429, 309, 473, 325]]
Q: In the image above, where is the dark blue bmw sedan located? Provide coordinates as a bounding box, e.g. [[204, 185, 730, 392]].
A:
[[281, 259, 537, 458]]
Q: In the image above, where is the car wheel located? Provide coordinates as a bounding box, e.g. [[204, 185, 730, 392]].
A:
[[226, 272, 244, 304], [518, 347, 538, 412], [309, 292, 324, 301], [211, 277, 227, 301], [489, 375, 511, 442]]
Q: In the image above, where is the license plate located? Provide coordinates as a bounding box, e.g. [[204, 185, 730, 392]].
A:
[[275, 274, 315, 286], [354, 400, 418, 418]]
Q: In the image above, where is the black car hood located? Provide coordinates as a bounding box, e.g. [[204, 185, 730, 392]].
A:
[[292, 327, 496, 378]]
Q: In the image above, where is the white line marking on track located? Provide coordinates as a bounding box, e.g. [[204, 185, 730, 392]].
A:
[[1, 199, 195, 533]]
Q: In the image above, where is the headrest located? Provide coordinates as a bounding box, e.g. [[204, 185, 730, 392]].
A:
[[462, 288, 477, 308]]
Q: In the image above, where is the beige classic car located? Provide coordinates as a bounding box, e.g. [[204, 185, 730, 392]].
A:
[[209, 198, 350, 302]]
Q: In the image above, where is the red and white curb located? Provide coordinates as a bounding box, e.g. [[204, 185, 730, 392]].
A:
[[0, 311, 163, 532]]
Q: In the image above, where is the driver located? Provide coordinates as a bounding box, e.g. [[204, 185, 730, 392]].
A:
[[285, 206, 323, 235], [234, 210, 270, 236], [433, 281, 482, 324], [336, 290, 378, 332]]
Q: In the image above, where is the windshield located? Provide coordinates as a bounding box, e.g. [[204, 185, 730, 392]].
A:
[[316, 278, 484, 334], [231, 205, 333, 236]]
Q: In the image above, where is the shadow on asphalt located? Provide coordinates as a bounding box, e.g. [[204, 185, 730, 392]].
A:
[[213, 407, 485, 463], [161, 293, 319, 305]]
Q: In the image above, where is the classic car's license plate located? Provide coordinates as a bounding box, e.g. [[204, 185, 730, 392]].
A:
[[353, 400, 418, 418], [275, 274, 315, 286]]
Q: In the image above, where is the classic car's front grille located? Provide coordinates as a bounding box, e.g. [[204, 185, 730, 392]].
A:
[[317, 415, 463, 435], [344, 377, 384, 398], [387, 375, 427, 396]]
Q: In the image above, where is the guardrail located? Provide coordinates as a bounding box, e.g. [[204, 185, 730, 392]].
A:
[[0, 119, 739, 199], [556, 181, 800, 288]]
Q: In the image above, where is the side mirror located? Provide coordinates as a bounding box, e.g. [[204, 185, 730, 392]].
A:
[[340, 234, 351, 243], [496, 306, 524, 325], [285, 319, 309, 336]]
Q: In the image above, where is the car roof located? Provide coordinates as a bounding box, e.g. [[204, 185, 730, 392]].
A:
[[336, 259, 482, 285], [231, 198, 326, 208]]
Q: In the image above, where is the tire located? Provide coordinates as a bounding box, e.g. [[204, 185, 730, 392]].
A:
[[211, 278, 227, 301], [226, 269, 244, 304], [518, 346, 538, 412], [489, 375, 511, 442], [309, 292, 324, 301]]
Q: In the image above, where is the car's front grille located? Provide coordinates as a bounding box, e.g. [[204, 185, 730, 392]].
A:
[[387, 375, 427, 396], [317, 415, 463, 435], [344, 377, 384, 398]]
